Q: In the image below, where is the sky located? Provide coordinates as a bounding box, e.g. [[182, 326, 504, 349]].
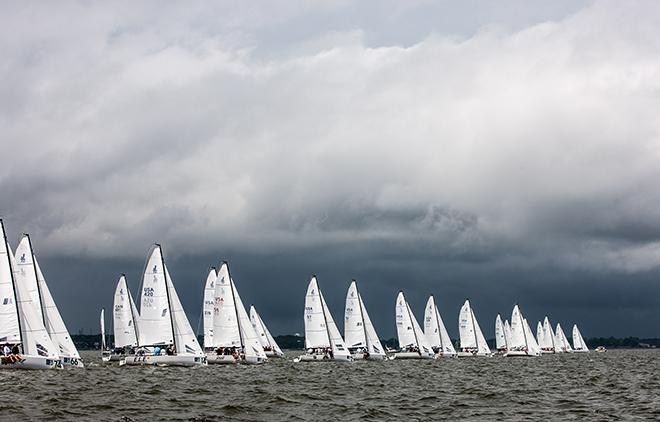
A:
[[2, 0, 660, 339]]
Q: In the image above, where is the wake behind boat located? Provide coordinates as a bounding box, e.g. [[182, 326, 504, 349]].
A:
[[0, 219, 60, 370], [295, 276, 352, 363], [344, 280, 386, 360], [124, 245, 205, 367], [394, 291, 434, 360]]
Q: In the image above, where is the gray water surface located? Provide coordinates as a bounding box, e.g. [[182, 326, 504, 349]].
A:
[[2, 350, 659, 421]]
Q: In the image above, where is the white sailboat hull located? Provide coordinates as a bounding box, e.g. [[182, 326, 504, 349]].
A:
[[457, 351, 491, 357], [541, 349, 555, 354], [573, 349, 589, 353], [124, 354, 206, 367], [61, 356, 84, 368], [265, 350, 284, 358], [206, 354, 237, 364], [393, 352, 434, 360], [294, 353, 353, 362], [0, 355, 61, 370], [351, 352, 387, 361], [435, 352, 457, 358], [504, 350, 539, 357]]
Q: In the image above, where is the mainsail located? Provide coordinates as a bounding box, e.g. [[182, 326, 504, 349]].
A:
[[303, 276, 349, 358], [495, 314, 507, 351], [137, 245, 173, 346], [112, 274, 140, 348], [424, 295, 456, 356], [344, 280, 385, 357], [212, 263, 240, 348], [458, 300, 490, 355], [250, 306, 284, 356], [540, 317, 556, 351], [201, 267, 216, 349], [555, 323, 573, 353], [572, 324, 589, 352], [395, 291, 433, 357]]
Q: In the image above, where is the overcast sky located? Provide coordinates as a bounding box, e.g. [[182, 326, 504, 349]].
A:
[[2, 0, 660, 339]]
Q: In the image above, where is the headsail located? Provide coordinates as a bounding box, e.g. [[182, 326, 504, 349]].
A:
[[230, 277, 267, 361], [165, 264, 203, 356], [504, 320, 512, 347], [555, 323, 573, 352], [523, 318, 541, 356], [250, 306, 284, 356]]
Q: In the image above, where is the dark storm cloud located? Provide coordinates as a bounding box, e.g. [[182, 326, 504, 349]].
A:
[[1, 1, 660, 336]]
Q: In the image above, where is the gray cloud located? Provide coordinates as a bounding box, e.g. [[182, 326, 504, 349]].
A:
[[2, 1, 660, 336]]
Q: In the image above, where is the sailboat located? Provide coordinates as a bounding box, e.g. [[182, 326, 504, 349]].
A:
[[100, 308, 111, 363], [423, 295, 456, 357], [15, 234, 82, 368], [457, 299, 491, 357], [124, 245, 205, 366], [539, 317, 556, 353], [572, 324, 589, 353], [250, 306, 284, 358], [106, 274, 140, 363], [504, 305, 540, 357], [295, 276, 352, 362], [344, 280, 386, 360], [494, 314, 508, 354], [201, 267, 216, 353], [555, 323, 573, 353], [207, 262, 267, 365], [0, 219, 60, 369], [394, 291, 434, 359], [504, 319, 512, 348]]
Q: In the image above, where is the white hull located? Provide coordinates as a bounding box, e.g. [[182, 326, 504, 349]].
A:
[[351, 352, 387, 361], [0, 355, 61, 370], [124, 354, 206, 367], [206, 354, 237, 364], [61, 356, 85, 368], [294, 353, 353, 363], [393, 352, 433, 360], [265, 350, 284, 358], [573, 349, 589, 353], [457, 351, 491, 357], [541, 349, 555, 354], [504, 350, 539, 357]]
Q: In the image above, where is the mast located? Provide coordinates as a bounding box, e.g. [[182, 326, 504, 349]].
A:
[[124, 274, 139, 346], [25, 234, 47, 328], [354, 280, 369, 352], [468, 300, 478, 350], [226, 262, 244, 349], [158, 244, 177, 351], [2, 219, 23, 349], [403, 293, 421, 355], [432, 296, 443, 350], [317, 277, 333, 350]]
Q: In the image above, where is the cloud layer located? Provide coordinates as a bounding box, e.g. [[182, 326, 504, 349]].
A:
[[2, 1, 660, 335]]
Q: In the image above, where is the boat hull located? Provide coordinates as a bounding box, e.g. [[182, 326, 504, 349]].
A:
[[573, 349, 589, 353], [102, 353, 126, 363], [504, 350, 538, 357], [61, 356, 84, 368], [457, 351, 491, 357], [294, 353, 353, 362], [393, 352, 434, 360], [351, 352, 387, 361], [0, 355, 61, 370], [265, 350, 284, 358], [541, 349, 555, 354], [124, 355, 206, 367], [206, 354, 237, 364]]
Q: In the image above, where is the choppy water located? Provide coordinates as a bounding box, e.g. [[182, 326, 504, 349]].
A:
[[1, 350, 659, 421]]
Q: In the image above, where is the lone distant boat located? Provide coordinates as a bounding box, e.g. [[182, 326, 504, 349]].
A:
[[458, 300, 491, 357], [124, 245, 205, 366], [555, 323, 573, 353], [394, 291, 434, 359], [15, 234, 83, 368], [207, 262, 267, 365], [538, 317, 557, 354], [201, 267, 217, 354], [572, 324, 589, 353], [295, 276, 352, 362], [0, 219, 60, 370], [495, 314, 508, 354], [424, 295, 456, 358], [105, 275, 140, 363], [595, 346, 606, 353], [504, 305, 540, 357], [344, 280, 386, 360], [250, 305, 284, 358]]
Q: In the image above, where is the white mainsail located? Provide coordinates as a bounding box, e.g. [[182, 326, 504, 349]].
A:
[[509, 305, 527, 350], [113, 275, 139, 348], [555, 323, 573, 353], [1, 223, 58, 362], [165, 265, 203, 356], [202, 267, 216, 348], [458, 300, 490, 355], [303, 276, 349, 359], [250, 306, 284, 356], [34, 257, 80, 361], [572, 324, 589, 352], [540, 317, 556, 352], [100, 309, 106, 350], [424, 295, 456, 356], [504, 320, 512, 347], [212, 263, 241, 348], [344, 280, 385, 357], [536, 321, 544, 347], [14, 235, 45, 323], [137, 245, 173, 346], [395, 291, 433, 357], [495, 314, 507, 351]]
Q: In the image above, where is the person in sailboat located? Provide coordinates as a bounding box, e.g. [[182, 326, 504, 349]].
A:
[[166, 344, 175, 356], [2, 343, 10, 356]]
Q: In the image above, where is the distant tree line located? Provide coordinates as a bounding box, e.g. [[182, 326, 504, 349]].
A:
[[71, 334, 660, 350]]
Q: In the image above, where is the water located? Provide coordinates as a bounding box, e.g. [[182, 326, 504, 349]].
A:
[[1, 350, 659, 421]]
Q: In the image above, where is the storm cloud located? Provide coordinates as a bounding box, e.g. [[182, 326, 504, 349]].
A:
[[1, 1, 660, 337]]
